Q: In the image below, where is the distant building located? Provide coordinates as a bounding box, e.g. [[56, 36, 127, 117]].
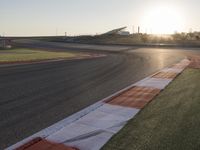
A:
[[0, 38, 5, 48], [103, 27, 130, 35], [193, 32, 200, 40], [118, 30, 130, 36], [0, 37, 12, 49]]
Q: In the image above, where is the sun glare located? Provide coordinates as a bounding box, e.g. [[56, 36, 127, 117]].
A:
[[141, 5, 185, 34]]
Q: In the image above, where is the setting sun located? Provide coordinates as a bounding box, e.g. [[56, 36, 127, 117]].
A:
[[141, 4, 185, 34]]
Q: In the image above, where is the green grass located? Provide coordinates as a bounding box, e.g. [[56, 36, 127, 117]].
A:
[[102, 69, 200, 150], [0, 49, 77, 62]]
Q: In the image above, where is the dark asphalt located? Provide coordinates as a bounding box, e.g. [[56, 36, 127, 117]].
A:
[[1, 41, 197, 149]]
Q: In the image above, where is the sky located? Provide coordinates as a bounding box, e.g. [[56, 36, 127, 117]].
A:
[[0, 0, 200, 36]]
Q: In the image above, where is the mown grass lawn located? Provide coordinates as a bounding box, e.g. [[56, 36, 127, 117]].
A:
[[0, 49, 77, 62], [102, 69, 200, 150]]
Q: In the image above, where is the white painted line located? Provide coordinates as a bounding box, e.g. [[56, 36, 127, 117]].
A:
[[97, 104, 139, 119], [134, 78, 172, 89], [75, 108, 138, 129], [65, 131, 114, 150], [46, 104, 139, 149], [47, 122, 100, 143], [180, 59, 191, 65], [161, 68, 183, 73]]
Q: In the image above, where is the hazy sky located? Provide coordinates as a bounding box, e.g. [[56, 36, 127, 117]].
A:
[[0, 0, 200, 36]]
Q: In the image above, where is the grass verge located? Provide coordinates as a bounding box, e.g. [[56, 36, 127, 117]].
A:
[[0, 49, 78, 63], [102, 68, 200, 150]]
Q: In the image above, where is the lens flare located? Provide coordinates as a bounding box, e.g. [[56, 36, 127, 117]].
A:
[[141, 5, 185, 34]]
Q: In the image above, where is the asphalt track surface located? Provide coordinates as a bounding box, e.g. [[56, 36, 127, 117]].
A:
[[1, 40, 199, 149]]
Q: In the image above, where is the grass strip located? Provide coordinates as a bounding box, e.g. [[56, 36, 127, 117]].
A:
[[102, 69, 200, 150], [0, 49, 77, 62]]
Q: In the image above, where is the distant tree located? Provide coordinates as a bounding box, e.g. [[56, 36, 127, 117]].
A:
[[195, 35, 200, 40], [141, 34, 148, 43], [172, 33, 187, 41]]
